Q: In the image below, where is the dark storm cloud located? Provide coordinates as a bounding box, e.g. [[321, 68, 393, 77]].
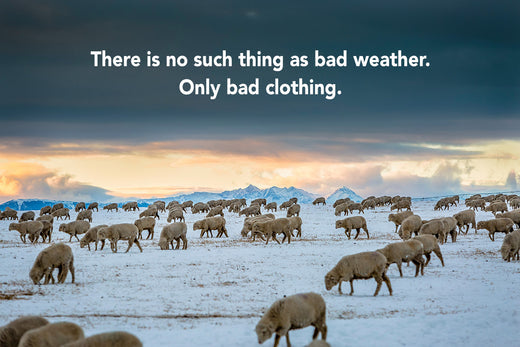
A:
[[0, 0, 518, 144]]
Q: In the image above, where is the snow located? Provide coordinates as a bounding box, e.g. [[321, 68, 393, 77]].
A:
[[1, 201, 519, 346]]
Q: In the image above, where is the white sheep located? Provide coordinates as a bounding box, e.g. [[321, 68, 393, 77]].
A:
[[413, 235, 445, 267], [0, 316, 49, 347], [388, 211, 413, 233], [61, 331, 143, 347], [397, 215, 422, 240], [18, 322, 84, 347], [80, 225, 108, 251], [59, 220, 90, 242], [500, 230, 520, 262], [30, 243, 75, 285], [9, 221, 43, 244], [377, 240, 425, 277], [453, 209, 476, 234], [158, 223, 188, 250], [134, 217, 156, 240], [335, 216, 369, 240], [97, 224, 143, 253]]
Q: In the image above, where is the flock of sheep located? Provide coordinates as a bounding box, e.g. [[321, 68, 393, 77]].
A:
[[1, 192, 520, 346]]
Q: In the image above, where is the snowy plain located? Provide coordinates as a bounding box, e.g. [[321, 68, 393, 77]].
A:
[[1, 200, 519, 346]]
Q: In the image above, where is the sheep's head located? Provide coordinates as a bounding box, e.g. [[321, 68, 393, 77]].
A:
[[476, 221, 485, 230], [158, 239, 169, 250], [29, 266, 43, 285], [255, 322, 274, 344], [335, 220, 343, 229], [501, 245, 511, 261], [8, 223, 18, 231], [325, 271, 339, 291], [193, 221, 202, 230], [59, 224, 67, 232], [79, 238, 88, 248]]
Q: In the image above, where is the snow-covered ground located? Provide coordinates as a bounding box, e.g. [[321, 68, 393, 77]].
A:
[[1, 201, 519, 346]]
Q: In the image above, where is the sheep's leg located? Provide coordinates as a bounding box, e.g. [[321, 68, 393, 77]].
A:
[[272, 233, 281, 245], [134, 239, 143, 252], [112, 241, 118, 253], [99, 240, 104, 250], [273, 334, 281, 347], [349, 280, 355, 296], [397, 261, 403, 277], [69, 234, 73, 242], [75, 234, 80, 242], [297, 228, 301, 237], [394, 225, 398, 233], [312, 327, 319, 339], [222, 227, 228, 238], [344, 229, 351, 240], [285, 333, 291, 347], [424, 253, 431, 266], [125, 239, 134, 253], [182, 236, 188, 250], [488, 232, 494, 242], [60, 264, 69, 284], [382, 272, 393, 295]]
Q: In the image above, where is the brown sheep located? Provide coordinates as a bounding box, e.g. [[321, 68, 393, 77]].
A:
[[30, 243, 75, 285], [0, 209, 18, 220], [325, 251, 392, 296], [288, 216, 303, 237], [182, 200, 193, 209], [191, 202, 210, 214], [59, 220, 90, 242], [74, 202, 86, 212], [39, 206, 52, 216], [388, 211, 413, 233], [207, 206, 224, 217], [76, 210, 93, 223], [287, 204, 301, 217], [134, 217, 156, 240], [413, 235, 445, 267], [0, 316, 49, 347], [167, 208, 185, 223], [335, 216, 369, 240], [80, 224, 108, 251], [312, 197, 326, 206], [158, 223, 188, 250], [334, 202, 351, 216], [241, 214, 275, 237], [122, 201, 139, 212], [347, 202, 364, 214], [252, 218, 291, 244], [453, 209, 476, 234], [255, 292, 327, 347], [139, 205, 159, 220], [18, 322, 84, 347], [103, 203, 118, 212], [239, 205, 261, 217], [466, 198, 485, 211], [279, 200, 294, 210], [496, 210, 520, 228], [51, 207, 70, 220], [98, 224, 143, 253], [361, 198, 376, 210], [477, 218, 514, 241], [28, 220, 53, 243], [51, 203, 64, 212], [20, 211, 35, 222], [252, 198, 267, 206], [500, 230, 520, 262], [193, 216, 228, 238], [9, 221, 43, 244], [61, 331, 143, 347], [377, 240, 425, 277], [485, 201, 508, 216], [397, 215, 422, 240], [87, 202, 98, 211], [265, 202, 277, 212], [390, 199, 411, 212], [153, 201, 166, 212], [419, 219, 447, 244]]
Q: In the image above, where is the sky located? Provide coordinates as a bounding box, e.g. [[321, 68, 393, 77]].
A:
[[0, 0, 519, 202]]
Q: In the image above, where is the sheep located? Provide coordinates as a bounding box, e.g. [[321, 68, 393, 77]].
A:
[[61, 331, 143, 347], [500, 230, 520, 262], [0, 316, 49, 347], [496, 210, 520, 228], [20, 211, 35, 222], [397, 215, 422, 240], [252, 218, 291, 244], [158, 222, 188, 250], [51, 203, 64, 212], [335, 216, 369, 240], [228, 201, 242, 213], [361, 198, 376, 210], [440, 217, 458, 243], [122, 201, 139, 212], [288, 216, 303, 237], [453, 209, 477, 234], [390, 199, 411, 212], [510, 198, 520, 209], [388, 211, 413, 233], [59, 220, 90, 242], [485, 201, 508, 216], [103, 203, 118, 212], [334, 202, 351, 216], [239, 205, 261, 217], [153, 200, 166, 212], [348, 202, 364, 214], [265, 202, 277, 212], [51, 207, 70, 220], [18, 322, 84, 347], [332, 198, 348, 208], [324, 251, 392, 296], [181, 200, 193, 209], [139, 205, 159, 220], [191, 202, 210, 214], [39, 206, 52, 216], [76, 210, 93, 223], [167, 208, 185, 223], [80, 224, 108, 251], [255, 292, 327, 347], [312, 197, 326, 206], [477, 218, 514, 241], [74, 202, 86, 212], [134, 217, 156, 240], [419, 219, 447, 244], [287, 204, 301, 217], [193, 216, 228, 238], [87, 202, 98, 211], [466, 198, 485, 211], [377, 240, 425, 277], [434, 198, 450, 211], [9, 221, 43, 243], [97, 224, 143, 253], [207, 206, 224, 217], [36, 215, 53, 223], [279, 200, 294, 210], [252, 198, 267, 206], [29, 220, 53, 243], [166, 200, 180, 209], [241, 214, 275, 237], [0, 209, 18, 220], [29, 243, 75, 285], [412, 235, 444, 267]]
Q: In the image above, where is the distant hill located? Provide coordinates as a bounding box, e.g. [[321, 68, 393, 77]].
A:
[[326, 187, 363, 203]]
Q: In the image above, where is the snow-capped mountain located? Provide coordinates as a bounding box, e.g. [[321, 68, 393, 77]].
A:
[[326, 186, 363, 203]]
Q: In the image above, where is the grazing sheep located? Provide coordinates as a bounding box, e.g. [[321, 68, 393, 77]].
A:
[[255, 292, 327, 347], [193, 216, 228, 238], [97, 224, 143, 253], [9, 221, 43, 243], [390, 199, 411, 212], [252, 198, 267, 206], [477, 218, 514, 241], [51, 207, 70, 220], [419, 219, 447, 244], [325, 251, 392, 296], [207, 206, 224, 217], [59, 221, 90, 242], [312, 197, 326, 206], [20, 211, 35, 222], [485, 201, 508, 216], [453, 209, 477, 234], [36, 215, 53, 223], [496, 210, 520, 228], [51, 203, 64, 213], [347, 202, 364, 214], [103, 203, 118, 212], [0, 316, 49, 347], [158, 222, 188, 250], [134, 217, 156, 240], [87, 202, 98, 211], [397, 215, 422, 240], [466, 198, 485, 211], [228, 201, 242, 213], [153, 200, 166, 212], [510, 198, 520, 209], [139, 205, 160, 220], [333, 198, 351, 208], [279, 200, 294, 210], [39, 206, 52, 216], [239, 205, 261, 217], [166, 200, 180, 209], [0, 209, 18, 220], [76, 210, 93, 223], [122, 201, 139, 212], [288, 216, 303, 237], [74, 202, 86, 212], [61, 331, 143, 347], [265, 202, 277, 212], [167, 208, 185, 223], [440, 217, 458, 243], [29, 243, 75, 285], [182, 200, 193, 209], [334, 202, 351, 216], [287, 204, 301, 217], [335, 216, 369, 240], [361, 198, 376, 210], [80, 225, 108, 251], [191, 202, 210, 214], [434, 198, 450, 211], [500, 230, 520, 262], [252, 218, 291, 244], [29, 220, 53, 243], [18, 322, 84, 347], [413, 235, 444, 267], [241, 214, 276, 237], [388, 211, 413, 233], [377, 240, 425, 277]]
